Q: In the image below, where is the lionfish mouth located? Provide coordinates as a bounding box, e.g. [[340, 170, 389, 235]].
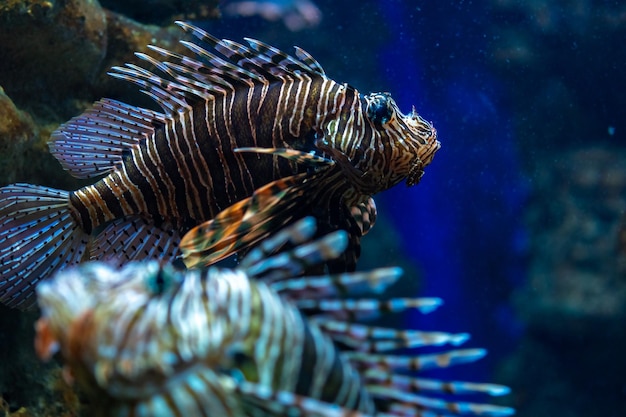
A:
[[406, 124, 440, 187]]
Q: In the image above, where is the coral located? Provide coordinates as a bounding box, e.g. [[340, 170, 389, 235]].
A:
[[0, 88, 37, 184], [0, 1, 220, 415], [0, 0, 107, 119], [0, 1, 206, 190], [99, 0, 220, 25]]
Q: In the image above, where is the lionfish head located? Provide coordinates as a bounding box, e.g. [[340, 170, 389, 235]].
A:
[[362, 92, 440, 189], [34, 261, 180, 361]]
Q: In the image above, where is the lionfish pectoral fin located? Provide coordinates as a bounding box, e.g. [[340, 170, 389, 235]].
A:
[[49, 99, 165, 179], [234, 147, 335, 167], [346, 348, 515, 416], [238, 217, 318, 269], [91, 216, 181, 265], [269, 267, 404, 301], [350, 197, 377, 236], [0, 184, 89, 310], [243, 225, 349, 281], [180, 173, 311, 269]]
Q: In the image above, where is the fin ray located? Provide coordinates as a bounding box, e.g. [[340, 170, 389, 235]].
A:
[[0, 184, 88, 309], [49, 99, 165, 179], [91, 217, 181, 265], [102, 22, 328, 120]]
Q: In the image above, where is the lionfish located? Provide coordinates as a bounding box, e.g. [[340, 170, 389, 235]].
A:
[[35, 219, 514, 417], [0, 21, 439, 309]]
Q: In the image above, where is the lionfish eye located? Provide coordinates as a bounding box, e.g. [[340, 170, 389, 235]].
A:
[[146, 263, 177, 295], [367, 93, 394, 125]]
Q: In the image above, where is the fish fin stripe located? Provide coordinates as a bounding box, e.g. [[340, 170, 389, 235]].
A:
[[345, 349, 488, 373], [232, 220, 513, 415], [107, 22, 327, 117], [176, 21, 325, 78], [369, 387, 515, 417], [298, 298, 453, 324], [0, 184, 88, 309], [293, 46, 326, 77], [363, 372, 511, 397], [350, 198, 377, 236], [91, 216, 180, 265], [49, 99, 166, 179], [238, 216, 318, 269], [179, 173, 310, 269], [244, 230, 348, 280], [314, 321, 469, 353], [268, 267, 403, 299], [180, 165, 362, 273]]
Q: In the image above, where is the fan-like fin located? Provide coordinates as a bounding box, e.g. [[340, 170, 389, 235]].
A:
[[294, 46, 326, 76], [106, 22, 330, 117], [296, 298, 447, 322], [0, 184, 89, 309], [244, 230, 348, 280], [49, 99, 165, 179], [179, 173, 311, 269], [91, 217, 181, 265], [176, 21, 325, 79]]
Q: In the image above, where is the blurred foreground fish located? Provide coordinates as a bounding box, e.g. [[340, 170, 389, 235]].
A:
[[35, 219, 513, 416], [0, 22, 439, 309]]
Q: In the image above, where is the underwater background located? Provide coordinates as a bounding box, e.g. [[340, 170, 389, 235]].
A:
[[0, 0, 625, 416]]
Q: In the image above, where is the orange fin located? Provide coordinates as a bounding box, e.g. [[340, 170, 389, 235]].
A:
[[180, 173, 310, 269]]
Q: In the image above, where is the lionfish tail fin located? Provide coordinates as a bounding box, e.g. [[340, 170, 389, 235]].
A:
[[0, 184, 88, 309]]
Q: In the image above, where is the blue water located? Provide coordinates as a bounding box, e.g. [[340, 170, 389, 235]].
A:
[[376, 1, 528, 380]]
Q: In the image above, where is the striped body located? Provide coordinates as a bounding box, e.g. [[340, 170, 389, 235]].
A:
[[35, 220, 515, 417], [55, 21, 439, 254], [0, 22, 439, 308], [68, 75, 353, 234], [36, 263, 374, 416]]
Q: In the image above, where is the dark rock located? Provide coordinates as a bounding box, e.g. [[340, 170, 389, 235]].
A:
[[0, 0, 107, 120], [99, 0, 220, 26]]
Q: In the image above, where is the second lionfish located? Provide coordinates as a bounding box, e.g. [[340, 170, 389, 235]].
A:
[[0, 21, 440, 309], [36, 219, 514, 416]]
